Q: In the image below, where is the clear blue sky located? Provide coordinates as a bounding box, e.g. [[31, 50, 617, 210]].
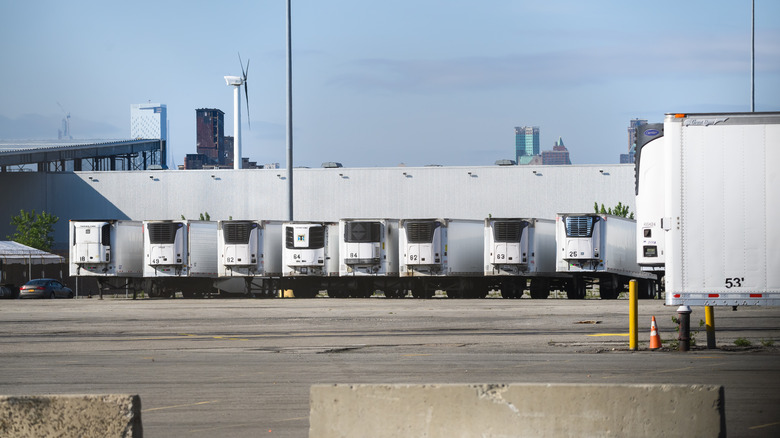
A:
[[1, 0, 778, 168]]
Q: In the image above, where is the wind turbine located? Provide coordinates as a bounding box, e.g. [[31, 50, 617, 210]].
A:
[[224, 54, 250, 169]]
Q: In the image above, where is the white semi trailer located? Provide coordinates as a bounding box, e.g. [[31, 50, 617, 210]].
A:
[[216, 220, 283, 297], [69, 220, 145, 295], [556, 213, 656, 299], [143, 220, 218, 297], [484, 218, 569, 299], [281, 221, 339, 298], [338, 219, 402, 298], [634, 123, 666, 271], [399, 218, 486, 298], [635, 112, 780, 306]]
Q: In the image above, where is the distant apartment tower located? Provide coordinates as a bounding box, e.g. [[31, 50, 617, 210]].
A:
[[542, 137, 572, 165], [131, 103, 167, 140], [196, 108, 225, 165], [621, 118, 647, 163], [224, 136, 234, 168], [515, 126, 540, 165]]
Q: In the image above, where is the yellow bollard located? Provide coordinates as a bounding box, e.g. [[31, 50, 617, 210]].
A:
[[629, 279, 638, 351], [705, 305, 716, 349]]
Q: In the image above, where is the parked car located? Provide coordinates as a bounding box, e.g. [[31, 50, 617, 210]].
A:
[[19, 279, 74, 299], [0, 285, 19, 299]]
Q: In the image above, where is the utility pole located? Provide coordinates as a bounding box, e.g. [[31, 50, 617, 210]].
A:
[[286, 0, 294, 221], [751, 0, 755, 112]]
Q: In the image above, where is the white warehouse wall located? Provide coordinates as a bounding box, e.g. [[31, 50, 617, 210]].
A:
[[0, 164, 635, 251]]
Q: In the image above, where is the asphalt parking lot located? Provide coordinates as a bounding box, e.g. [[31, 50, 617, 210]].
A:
[[1, 297, 779, 437]]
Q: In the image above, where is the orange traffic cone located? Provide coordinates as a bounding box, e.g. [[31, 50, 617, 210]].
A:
[[649, 316, 662, 350]]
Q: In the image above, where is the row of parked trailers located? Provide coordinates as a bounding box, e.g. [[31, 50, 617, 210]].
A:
[[69, 215, 657, 299]]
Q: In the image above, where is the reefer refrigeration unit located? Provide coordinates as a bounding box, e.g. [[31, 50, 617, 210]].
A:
[[282, 222, 339, 298], [216, 220, 283, 297], [484, 218, 568, 299], [143, 220, 218, 297], [338, 219, 402, 298], [658, 112, 780, 306], [399, 218, 486, 298], [69, 220, 144, 293], [633, 123, 666, 270], [556, 213, 655, 299]]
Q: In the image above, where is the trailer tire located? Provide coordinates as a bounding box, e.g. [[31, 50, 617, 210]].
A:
[[411, 288, 433, 299], [296, 288, 319, 298], [566, 277, 586, 300], [599, 275, 619, 299], [470, 287, 489, 299], [445, 289, 462, 299], [638, 279, 656, 299], [529, 278, 550, 299], [327, 289, 346, 298], [409, 280, 432, 299], [500, 281, 522, 299]]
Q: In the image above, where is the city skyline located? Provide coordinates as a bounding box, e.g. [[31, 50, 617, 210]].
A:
[[1, 1, 778, 169]]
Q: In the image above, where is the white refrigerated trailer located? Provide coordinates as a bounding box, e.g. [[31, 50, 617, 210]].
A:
[[399, 218, 486, 298], [556, 213, 655, 299], [634, 123, 666, 271], [338, 219, 402, 298], [281, 221, 339, 298], [637, 112, 780, 306], [484, 218, 569, 299], [143, 220, 218, 297], [69, 220, 144, 295], [216, 220, 283, 297]]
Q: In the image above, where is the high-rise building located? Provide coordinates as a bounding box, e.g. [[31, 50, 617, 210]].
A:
[[131, 103, 167, 140], [515, 126, 540, 165], [224, 136, 234, 168], [542, 137, 572, 165], [196, 108, 225, 165], [622, 118, 647, 163]]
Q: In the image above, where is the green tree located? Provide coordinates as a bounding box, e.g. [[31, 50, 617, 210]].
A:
[[7, 209, 59, 251], [594, 201, 634, 219]]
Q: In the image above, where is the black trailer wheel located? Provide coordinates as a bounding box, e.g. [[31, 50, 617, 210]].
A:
[[294, 288, 318, 298], [469, 286, 489, 299], [409, 279, 426, 299], [566, 277, 586, 299], [637, 279, 656, 299], [386, 289, 406, 299], [410, 283, 433, 299], [353, 279, 374, 298], [599, 275, 619, 299], [529, 278, 550, 299], [445, 289, 463, 299], [149, 282, 171, 298], [500, 281, 522, 299], [327, 289, 348, 298]]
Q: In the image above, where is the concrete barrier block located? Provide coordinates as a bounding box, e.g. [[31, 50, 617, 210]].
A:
[[0, 394, 142, 438], [310, 383, 724, 438]]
